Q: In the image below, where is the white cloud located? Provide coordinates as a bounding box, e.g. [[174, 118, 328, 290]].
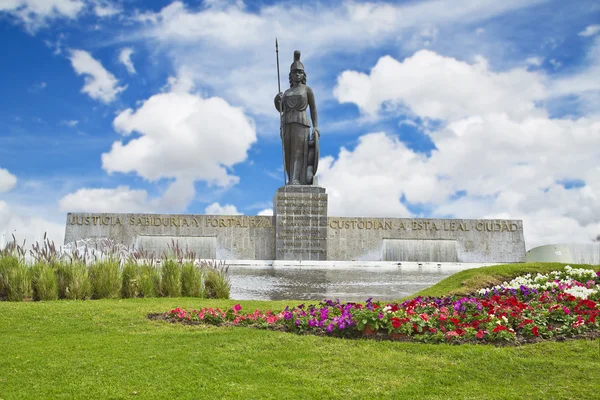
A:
[[550, 38, 600, 97], [102, 72, 256, 187], [320, 133, 427, 218], [0, 168, 17, 192], [61, 119, 79, 127], [0, 200, 64, 250], [59, 186, 153, 213], [0, 0, 85, 32], [325, 51, 600, 249], [525, 56, 543, 66], [59, 178, 197, 214], [68, 49, 126, 103], [134, 0, 547, 117], [333, 50, 547, 121], [257, 208, 273, 216], [205, 202, 241, 215], [578, 25, 600, 37], [92, 0, 120, 17], [118, 47, 136, 74]]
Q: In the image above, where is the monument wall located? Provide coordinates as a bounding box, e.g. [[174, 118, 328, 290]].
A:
[[64, 213, 525, 262]]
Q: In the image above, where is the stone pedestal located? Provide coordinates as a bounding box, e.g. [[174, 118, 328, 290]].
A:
[[273, 185, 328, 260]]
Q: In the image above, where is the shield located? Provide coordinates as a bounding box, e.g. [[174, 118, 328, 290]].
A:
[[312, 130, 320, 175], [306, 130, 320, 184]]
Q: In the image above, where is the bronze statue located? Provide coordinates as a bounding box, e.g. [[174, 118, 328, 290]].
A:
[[274, 48, 319, 185]]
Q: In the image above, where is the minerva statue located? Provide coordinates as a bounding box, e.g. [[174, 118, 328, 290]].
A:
[[274, 48, 320, 185]]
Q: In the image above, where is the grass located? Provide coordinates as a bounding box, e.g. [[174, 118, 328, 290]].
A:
[[0, 264, 599, 399]]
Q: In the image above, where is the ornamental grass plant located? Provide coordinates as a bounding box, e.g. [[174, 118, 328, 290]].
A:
[[31, 261, 58, 301], [181, 261, 203, 297], [0, 254, 30, 301], [138, 264, 161, 298], [55, 260, 91, 300], [160, 258, 182, 297], [202, 259, 230, 299], [0, 236, 232, 302], [89, 258, 122, 299]]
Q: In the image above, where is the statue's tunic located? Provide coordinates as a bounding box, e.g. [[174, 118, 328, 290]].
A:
[[280, 85, 313, 185]]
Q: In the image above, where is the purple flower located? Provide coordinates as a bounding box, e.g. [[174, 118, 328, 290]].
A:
[[308, 319, 317, 327], [295, 319, 301, 326], [326, 324, 334, 333]]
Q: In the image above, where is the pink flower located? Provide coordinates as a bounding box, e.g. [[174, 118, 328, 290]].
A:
[[232, 304, 242, 313], [476, 330, 485, 339], [562, 306, 571, 315]]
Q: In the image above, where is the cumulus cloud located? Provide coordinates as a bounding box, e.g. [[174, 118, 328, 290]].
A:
[[134, 0, 546, 117], [0, 200, 64, 250], [320, 133, 428, 218], [59, 186, 153, 213], [68, 49, 127, 103], [0, 168, 17, 192], [92, 0, 120, 17], [118, 47, 136, 74], [0, 0, 85, 32], [205, 202, 241, 215], [102, 72, 256, 187], [334, 50, 546, 120], [325, 51, 600, 248], [579, 25, 600, 37], [257, 208, 273, 216], [59, 178, 197, 214]]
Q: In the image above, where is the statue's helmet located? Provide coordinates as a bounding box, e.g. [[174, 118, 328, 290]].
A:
[[290, 50, 305, 72]]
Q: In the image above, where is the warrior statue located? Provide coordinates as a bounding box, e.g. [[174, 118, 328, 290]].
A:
[[274, 50, 320, 185]]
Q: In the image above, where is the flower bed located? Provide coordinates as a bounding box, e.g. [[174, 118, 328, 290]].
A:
[[160, 266, 600, 344]]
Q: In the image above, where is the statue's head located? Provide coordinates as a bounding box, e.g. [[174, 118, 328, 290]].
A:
[[289, 50, 307, 87]]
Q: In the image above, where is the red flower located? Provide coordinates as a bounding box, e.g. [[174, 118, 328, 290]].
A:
[[532, 326, 539, 337], [476, 330, 485, 339], [419, 313, 430, 322], [391, 317, 402, 329]]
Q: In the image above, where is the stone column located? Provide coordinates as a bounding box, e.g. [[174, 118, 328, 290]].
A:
[[273, 186, 328, 260]]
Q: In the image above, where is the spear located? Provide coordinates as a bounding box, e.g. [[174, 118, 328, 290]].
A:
[[276, 38, 286, 185]]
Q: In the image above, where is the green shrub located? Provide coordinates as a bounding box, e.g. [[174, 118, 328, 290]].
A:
[[89, 259, 121, 299], [139, 263, 160, 298], [55, 261, 91, 300], [0, 255, 30, 301], [203, 263, 230, 299], [181, 262, 203, 297], [161, 259, 181, 297], [121, 261, 140, 298], [31, 262, 58, 301]]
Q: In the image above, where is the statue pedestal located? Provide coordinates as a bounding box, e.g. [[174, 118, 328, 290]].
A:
[[273, 185, 328, 260]]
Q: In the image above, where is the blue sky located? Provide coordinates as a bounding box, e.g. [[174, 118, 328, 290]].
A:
[[0, 0, 599, 250]]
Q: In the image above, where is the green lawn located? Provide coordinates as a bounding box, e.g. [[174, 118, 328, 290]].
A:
[[1, 265, 600, 399]]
